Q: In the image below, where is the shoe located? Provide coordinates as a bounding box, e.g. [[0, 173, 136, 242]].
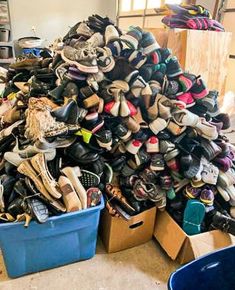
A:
[[211, 211, 235, 235], [146, 136, 159, 153], [141, 31, 160, 54], [87, 32, 104, 47], [61, 44, 98, 73], [120, 26, 142, 49], [17, 160, 55, 202], [150, 154, 165, 171], [200, 187, 214, 206], [58, 175, 82, 212], [183, 199, 206, 235], [87, 187, 102, 207], [65, 141, 99, 164], [125, 139, 143, 155], [105, 25, 119, 45], [105, 184, 136, 214], [61, 166, 88, 209], [31, 153, 62, 199], [76, 22, 94, 37]]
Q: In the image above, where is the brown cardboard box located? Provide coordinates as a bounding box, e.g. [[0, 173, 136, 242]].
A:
[[153, 211, 235, 264], [100, 206, 156, 253]]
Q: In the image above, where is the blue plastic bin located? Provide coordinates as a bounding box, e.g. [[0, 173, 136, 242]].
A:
[[168, 246, 235, 290], [0, 197, 104, 278]]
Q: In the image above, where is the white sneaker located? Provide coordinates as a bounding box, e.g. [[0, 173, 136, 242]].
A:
[[105, 25, 119, 45], [87, 32, 104, 48], [76, 22, 93, 37]]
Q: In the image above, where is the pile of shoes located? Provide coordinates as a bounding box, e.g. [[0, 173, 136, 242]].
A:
[[157, 4, 225, 32], [0, 15, 234, 235]]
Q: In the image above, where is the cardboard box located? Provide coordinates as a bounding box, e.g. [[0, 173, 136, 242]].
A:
[[153, 210, 235, 264], [100, 206, 156, 253]]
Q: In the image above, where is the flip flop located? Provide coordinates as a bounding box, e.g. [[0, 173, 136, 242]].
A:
[[183, 199, 205, 235]]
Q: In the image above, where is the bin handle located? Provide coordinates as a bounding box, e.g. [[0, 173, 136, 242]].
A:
[[129, 221, 144, 229], [201, 261, 220, 272]]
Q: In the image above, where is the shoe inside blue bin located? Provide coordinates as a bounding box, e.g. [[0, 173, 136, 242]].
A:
[[0, 197, 104, 278], [168, 246, 235, 290]]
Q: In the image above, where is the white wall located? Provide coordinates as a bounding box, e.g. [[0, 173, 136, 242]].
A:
[[9, 0, 116, 44]]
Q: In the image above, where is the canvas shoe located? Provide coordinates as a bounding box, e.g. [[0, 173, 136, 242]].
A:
[[87, 32, 104, 47]]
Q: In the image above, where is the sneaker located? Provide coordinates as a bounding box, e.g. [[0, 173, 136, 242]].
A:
[[200, 187, 214, 206], [120, 26, 142, 49], [87, 32, 104, 47], [105, 25, 119, 45], [184, 185, 201, 199], [61, 44, 98, 73], [150, 153, 165, 171], [141, 31, 160, 55], [76, 22, 94, 38]]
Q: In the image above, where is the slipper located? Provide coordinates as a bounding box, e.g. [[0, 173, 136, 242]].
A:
[[183, 199, 206, 235]]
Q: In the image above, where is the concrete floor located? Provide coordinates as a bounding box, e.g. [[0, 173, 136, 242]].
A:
[[0, 239, 178, 290]]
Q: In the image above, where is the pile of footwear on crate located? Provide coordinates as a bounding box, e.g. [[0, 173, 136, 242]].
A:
[[0, 14, 234, 235]]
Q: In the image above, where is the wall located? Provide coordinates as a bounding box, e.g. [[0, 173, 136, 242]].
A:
[[196, 0, 215, 13], [9, 0, 116, 44]]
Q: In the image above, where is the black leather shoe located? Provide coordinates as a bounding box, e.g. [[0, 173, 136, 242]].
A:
[[51, 99, 86, 124], [65, 142, 99, 164]]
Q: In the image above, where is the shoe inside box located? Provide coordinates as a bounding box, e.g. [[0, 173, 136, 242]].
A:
[[153, 211, 235, 264]]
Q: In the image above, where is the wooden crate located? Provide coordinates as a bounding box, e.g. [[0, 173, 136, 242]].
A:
[[167, 29, 232, 99]]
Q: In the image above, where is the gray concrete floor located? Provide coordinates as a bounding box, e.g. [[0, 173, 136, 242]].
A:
[[0, 239, 178, 290]]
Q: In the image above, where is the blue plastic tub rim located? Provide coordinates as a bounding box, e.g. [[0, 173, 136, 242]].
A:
[[168, 245, 235, 289], [0, 195, 104, 229]]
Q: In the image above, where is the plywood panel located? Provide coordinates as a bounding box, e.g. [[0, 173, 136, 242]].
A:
[[225, 59, 235, 93], [144, 16, 164, 28], [144, 27, 169, 48], [119, 17, 143, 31], [222, 13, 235, 54], [185, 30, 232, 98], [227, 0, 235, 8], [167, 29, 232, 99]]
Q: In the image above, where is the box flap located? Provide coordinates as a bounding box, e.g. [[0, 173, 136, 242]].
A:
[[189, 230, 235, 259], [153, 211, 186, 260]]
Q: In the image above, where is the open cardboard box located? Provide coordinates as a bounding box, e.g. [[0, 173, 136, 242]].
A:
[[100, 206, 156, 253], [153, 210, 235, 264]]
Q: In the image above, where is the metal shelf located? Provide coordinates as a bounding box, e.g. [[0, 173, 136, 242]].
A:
[[0, 58, 14, 63], [0, 41, 14, 46]]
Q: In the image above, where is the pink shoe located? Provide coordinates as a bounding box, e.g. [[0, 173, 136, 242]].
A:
[[177, 92, 195, 108]]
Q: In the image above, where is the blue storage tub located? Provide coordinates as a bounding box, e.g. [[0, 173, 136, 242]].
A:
[[168, 245, 235, 290], [0, 197, 104, 278]]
